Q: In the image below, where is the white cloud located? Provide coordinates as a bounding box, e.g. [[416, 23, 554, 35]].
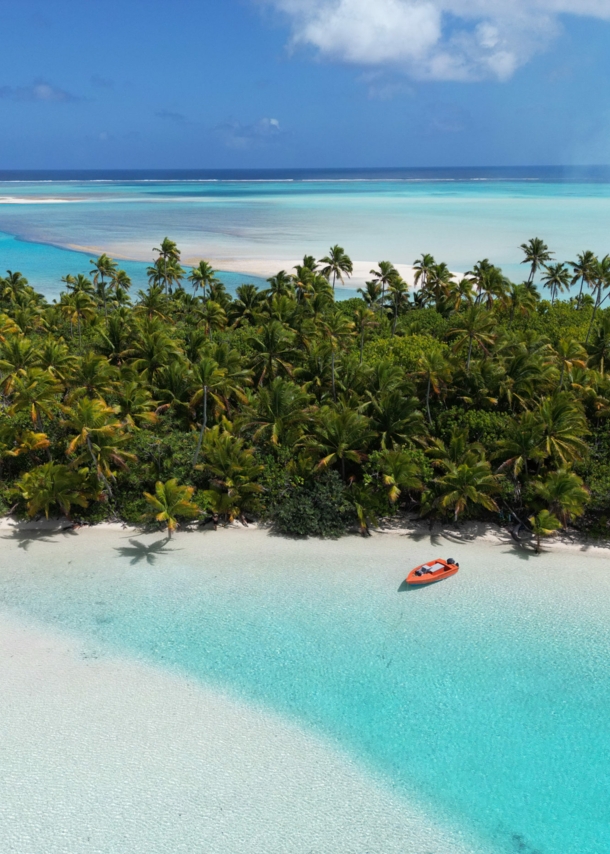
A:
[[0, 80, 81, 102], [262, 0, 610, 80], [216, 117, 284, 149]]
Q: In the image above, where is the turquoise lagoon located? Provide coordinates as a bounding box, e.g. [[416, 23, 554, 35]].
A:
[[1, 527, 610, 853], [1, 169, 610, 298]]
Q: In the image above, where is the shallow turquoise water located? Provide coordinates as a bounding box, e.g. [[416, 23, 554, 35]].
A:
[[1, 529, 609, 853], [1, 175, 610, 297]]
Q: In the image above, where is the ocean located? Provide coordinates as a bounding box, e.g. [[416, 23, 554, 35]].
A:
[[1, 526, 610, 854], [1, 167, 610, 300]]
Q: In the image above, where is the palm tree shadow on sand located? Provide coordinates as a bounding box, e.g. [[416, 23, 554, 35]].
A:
[[114, 537, 179, 566], [1, 526, 79, 551]]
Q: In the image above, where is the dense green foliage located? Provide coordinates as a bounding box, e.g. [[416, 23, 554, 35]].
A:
[[1, 238, 608, 539]]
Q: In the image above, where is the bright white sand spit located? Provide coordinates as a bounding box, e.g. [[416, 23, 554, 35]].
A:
[[0, 613, 481, 854]]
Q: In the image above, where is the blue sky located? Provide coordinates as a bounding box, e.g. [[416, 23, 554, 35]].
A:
[[1, 0, 610, 169]]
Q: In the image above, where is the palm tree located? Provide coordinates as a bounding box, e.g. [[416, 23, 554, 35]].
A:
[[416, 351, 450, 425], [322, 311, 355, 401], [586, 255, 610, 344], [368, 390, 424, 449], [188, 260, 218, 299], [357, 280, 383, 310], [12, 462, 92, 519], [249, 320, 295, 385], [143, 479, 199, 537], [308, 406, 371, 481], [413, 254, 436, 293], [448, 305, 496, 371], [570, 250, 597, 308], [240, 377, 310, 448], [586, 314, 610, 372], [387, 276, 410, 333], [433, 458, 499, 521], [191, 357, 227, 467], [64, 397, 134, 497], [494, 412, 545, 482], [377, 449, 423, 503], [555, 339, 587, 388], [319, 245, 353, 291], [529, 509, 561, 553], [537, 392, 588, 465], [61, 290, 96, 349], [541, 263, 571, 305], [352, 304, 378, 363], [369, 261, 397, 305], [9, 368, 61, 433], [153, 237, 181, 294], [198, 300, 227, 339], [89, 253, 118, 318], [520, 238, 553, 284], [534, 468, 589, 527]]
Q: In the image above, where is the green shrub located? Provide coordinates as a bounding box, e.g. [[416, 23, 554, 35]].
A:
[[272, 471, 356, 538]]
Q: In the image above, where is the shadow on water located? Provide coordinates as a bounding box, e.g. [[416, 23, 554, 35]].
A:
[[114, 537, 178, 566]]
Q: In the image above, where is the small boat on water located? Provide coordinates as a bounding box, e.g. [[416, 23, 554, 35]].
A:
[[406, 558, 459, 586]]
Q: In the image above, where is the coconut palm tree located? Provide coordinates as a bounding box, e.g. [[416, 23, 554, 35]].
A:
[[570, 250, 597, 308], [536, 392, 588, 465], [352, 304, 378, 363], [12, 462, 92, 519], [322, 311, 355, 401], [89, 254, 118, 318], [586, 314, 610, 372], [143, 479, 199, 537], [433, 458, 499, 521], [357, 280, 383, 310], [586, 255, 610, 344], [319, 245, 353, 291], [387, 276, 410, 332], [240, 377, 311, 448], [9, 368, 62, 432], [520, 238, 553, 285], [191, 357, 227, 467], [63, 397, 134, 497], [377, 448, 423, 503], [307, 406, 371, 481], [198, 300, 227, 339], [188, 260, 218, 299], [249, 320, 296, 385], [494, 412, 546, 482], [529, 509, 561, 553], [416, 351, 451, 425], [153, 237, 181, 294], [448, 305, 496, 371], [541, 263, 571, 304], [534, 468, 589, 527], [369, 261, 397, 305], [555, 339, 587, 388], [413, 254, 436, 293]]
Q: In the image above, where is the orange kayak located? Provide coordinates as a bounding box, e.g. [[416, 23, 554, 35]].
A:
[[406, 558, 459, 586]]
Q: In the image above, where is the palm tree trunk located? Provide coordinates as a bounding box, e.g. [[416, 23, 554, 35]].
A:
[[586, 288, 601, 344], [87, 435, 113, 498], [331, 350, 336, 402], [77, 316, 82, 351], [467, 336, 473, 372], [192, 385, 208, 468], [360, 331, 364, 364], [426, 375, 432, 425]]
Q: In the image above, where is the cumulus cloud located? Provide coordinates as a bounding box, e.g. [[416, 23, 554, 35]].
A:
[[216, 117, 284, 149], [262, 0, 610, 80], [0, 80, 80, 102]]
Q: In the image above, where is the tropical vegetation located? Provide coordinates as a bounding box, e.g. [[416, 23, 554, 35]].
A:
[[1, 237, 608, 543]]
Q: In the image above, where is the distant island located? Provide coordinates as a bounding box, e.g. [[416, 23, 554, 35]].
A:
[[1, 236, 608, 549]]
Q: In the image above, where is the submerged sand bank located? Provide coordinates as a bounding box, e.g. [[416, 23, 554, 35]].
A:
[[0, 611, 482, 854]]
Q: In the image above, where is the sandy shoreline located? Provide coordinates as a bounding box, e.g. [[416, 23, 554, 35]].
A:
[[63, 240, 420, 288], [1, 514, 608, 557]]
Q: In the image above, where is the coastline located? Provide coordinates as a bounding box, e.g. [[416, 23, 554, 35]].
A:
[[62, 240, 420, 288], [1, 514, 608, 557]]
